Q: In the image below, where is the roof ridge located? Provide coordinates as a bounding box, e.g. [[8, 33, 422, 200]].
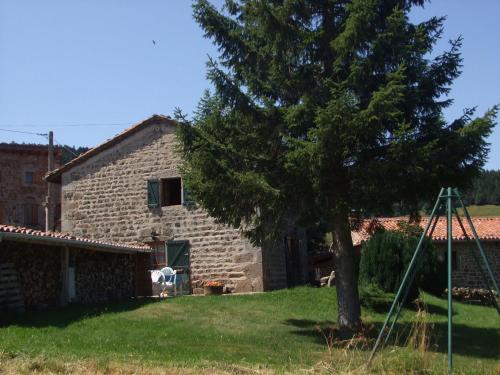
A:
[[45, 114, 176, 183]]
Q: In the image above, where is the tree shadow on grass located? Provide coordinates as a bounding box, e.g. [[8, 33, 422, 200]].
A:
[[383, 321, 499, 359], [285, 313, 499, 359], [0, 297, 160, 328], [362, 296, 448, 316], [285, 319, 336, 328]]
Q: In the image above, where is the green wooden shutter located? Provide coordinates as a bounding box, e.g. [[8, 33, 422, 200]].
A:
[[147, 179, 160, 208], [182, 180, 195, 206]]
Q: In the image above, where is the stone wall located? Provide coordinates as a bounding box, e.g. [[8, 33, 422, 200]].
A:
[[434, 241, 500, 288], [60, 122, 265, 293], [0, 145, 61, 230]]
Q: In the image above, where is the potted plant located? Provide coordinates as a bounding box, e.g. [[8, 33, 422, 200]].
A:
[[204, 280, 224, 295]]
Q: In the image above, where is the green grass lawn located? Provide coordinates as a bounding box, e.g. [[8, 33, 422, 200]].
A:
[[457, 205, 500, 217], [0, 287, 498, 374]]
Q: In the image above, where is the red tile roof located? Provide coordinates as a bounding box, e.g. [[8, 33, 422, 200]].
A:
[[45, 114, 176, 183], [0, 225, 151, 253], [352, 216, 500, 246]]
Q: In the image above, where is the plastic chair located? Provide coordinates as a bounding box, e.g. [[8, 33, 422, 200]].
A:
[[151, 270, 165, 283], [160, 267, 180, 296], [150, 270, 165, 296]]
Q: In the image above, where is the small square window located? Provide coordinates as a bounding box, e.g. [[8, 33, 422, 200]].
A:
[[161, 178, 182, 206], [25, 171, 34, 185], [23, 203, 38, 226]]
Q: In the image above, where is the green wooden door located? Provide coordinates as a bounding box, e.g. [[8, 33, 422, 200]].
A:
[[166, 241, 189, 269], [166, 240, 190, 294]]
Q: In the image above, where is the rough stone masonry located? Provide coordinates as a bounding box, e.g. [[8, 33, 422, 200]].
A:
[[53, 116, 279, 293]]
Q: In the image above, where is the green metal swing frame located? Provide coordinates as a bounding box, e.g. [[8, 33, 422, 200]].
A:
[[367, 187, 500, 373]]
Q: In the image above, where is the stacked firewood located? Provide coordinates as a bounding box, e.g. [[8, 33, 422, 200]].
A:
[[447, 287, 499, 306], [1, 245, 61, 309], [75, 252, 135, 304], [0, 263, 24, 312]]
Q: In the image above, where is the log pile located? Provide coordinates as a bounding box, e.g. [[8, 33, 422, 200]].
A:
[[448, 287, 499, 306], [1, 241, 141, 309], [0, 263, 24, 312], [0, 243, 60, 309], [18, 252, 61, 308], [75, 251, 135, 304]]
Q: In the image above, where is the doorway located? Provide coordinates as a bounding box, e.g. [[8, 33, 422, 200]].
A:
[[166, 240, 191, 294]]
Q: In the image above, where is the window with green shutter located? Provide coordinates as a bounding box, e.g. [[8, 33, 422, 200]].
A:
[[147, 179, 160, 208]]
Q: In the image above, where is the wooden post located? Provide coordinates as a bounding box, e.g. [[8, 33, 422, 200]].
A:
[[45, 131, 55, 232]]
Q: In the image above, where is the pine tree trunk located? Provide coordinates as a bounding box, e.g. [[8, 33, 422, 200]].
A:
[[332, 211, 361, 334]]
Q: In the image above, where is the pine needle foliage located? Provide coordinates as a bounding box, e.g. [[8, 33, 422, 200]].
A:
[[359, 229, 445, 300], [177, 0, 496, 241], [176, 0, 497, 328]]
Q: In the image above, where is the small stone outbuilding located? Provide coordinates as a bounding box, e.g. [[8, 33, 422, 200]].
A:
[[0, 225, 152, 311], [45, 115, 309, 294], [352, 216, 500, 288]]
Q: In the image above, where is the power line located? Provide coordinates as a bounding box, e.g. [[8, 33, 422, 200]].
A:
[[1, 128, 84, 157], [0, 128, 47, 136], [1, 128, 79, 157], [0, 122, 131, 128], [37, 133, 80, 157], [54, 137, 79, 157]]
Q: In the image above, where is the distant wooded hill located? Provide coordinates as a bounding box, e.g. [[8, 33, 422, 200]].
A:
[[61, 146, 89, 164], [462, 170, 500, 206]]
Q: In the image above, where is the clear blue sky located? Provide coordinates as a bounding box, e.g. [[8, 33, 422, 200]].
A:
[[1, 0, 499, 169]]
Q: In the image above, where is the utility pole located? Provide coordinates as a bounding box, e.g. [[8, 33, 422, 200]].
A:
[[45, 131, 54, 232]]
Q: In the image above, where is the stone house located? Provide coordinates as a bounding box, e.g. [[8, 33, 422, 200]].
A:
[[46, 115, 309, 294], [0, 224, 151, 311], [352, 216, 500, 288], [0, 143, 62, 230]]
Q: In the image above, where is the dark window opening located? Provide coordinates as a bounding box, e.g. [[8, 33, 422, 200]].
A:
[[161, 178, 182, 206], [23, 203, 38, 226], [25, 171, 34, 185]]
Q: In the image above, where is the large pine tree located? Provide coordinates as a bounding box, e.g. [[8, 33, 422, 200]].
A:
[[176, 0, 497, 331]]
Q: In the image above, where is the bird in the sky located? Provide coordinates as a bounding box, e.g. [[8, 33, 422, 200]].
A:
[[152, 40, 156, 45]]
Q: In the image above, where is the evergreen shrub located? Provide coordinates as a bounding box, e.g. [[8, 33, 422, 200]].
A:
[[359, 225, 445, 301]]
